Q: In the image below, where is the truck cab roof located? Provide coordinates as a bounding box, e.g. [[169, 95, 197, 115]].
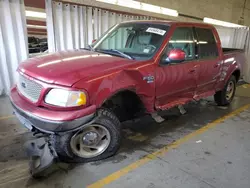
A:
[[122, 20, 214, 28]]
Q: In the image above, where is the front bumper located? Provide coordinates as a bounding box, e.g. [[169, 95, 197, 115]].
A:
[[10, 87, 96, 133], [25, 137, 58, 177]]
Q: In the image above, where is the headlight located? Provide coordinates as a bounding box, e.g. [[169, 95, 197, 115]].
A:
[[45, 89, 87, 107]]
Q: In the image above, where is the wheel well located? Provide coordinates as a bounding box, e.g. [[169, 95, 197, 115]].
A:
[[232, 70, 240, 82], [102, 90, 145, 122]]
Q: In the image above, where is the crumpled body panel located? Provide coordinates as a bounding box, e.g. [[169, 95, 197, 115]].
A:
[[74, 61, 157, 113]]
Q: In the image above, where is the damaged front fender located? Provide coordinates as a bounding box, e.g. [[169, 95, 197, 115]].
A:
[[74, 61, 157, 113]]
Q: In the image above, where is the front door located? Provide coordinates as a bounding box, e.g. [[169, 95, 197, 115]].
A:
[[155, 26, 198, 109]]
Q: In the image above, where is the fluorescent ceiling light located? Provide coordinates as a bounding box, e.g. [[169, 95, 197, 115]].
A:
[[117, 0, 140, 9], [169, 40, 194, 43], [161, 7, 178, 17], [203, 17, 246, 28], [27, 24, 47, 29], [198, 41, 208, 44], [25, 10, 46, 19], [96, 0, 178, 17], [141, 3, 161, 13], [97, 0, 117, 4]]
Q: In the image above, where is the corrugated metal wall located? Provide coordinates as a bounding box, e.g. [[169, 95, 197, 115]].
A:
[[216, 26, 248, 49], [216, 26, 250, 82], [244, 30, 250, 83], [0, 0, 28, 95], [46, 0, 155, 52]]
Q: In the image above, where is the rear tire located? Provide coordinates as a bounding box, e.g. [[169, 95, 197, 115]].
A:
[[214, 75, 236, 106], [52, 109, 121, 163]]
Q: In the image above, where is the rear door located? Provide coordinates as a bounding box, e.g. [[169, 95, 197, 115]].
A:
[[155, 26, 199, 109], [194, 27, 222, 97]]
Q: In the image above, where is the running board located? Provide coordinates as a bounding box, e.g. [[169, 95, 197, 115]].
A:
[[156, 98, 191, 111]]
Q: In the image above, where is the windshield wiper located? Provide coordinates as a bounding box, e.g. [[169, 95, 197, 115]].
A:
[[94, 49, 134, 60], [88, 45, 95, 51], [81, 45, 95, 51], [109, 49, 134, 60]]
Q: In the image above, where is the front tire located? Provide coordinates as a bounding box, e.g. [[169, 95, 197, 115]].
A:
[[53, 109, 121, 163], [214, 75, 236, 106]]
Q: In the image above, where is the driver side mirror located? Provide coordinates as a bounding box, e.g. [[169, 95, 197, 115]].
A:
[[161, 49, 186, 65]]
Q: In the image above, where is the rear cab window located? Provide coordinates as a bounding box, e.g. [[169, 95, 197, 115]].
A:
[[194, 27, 219, 59]]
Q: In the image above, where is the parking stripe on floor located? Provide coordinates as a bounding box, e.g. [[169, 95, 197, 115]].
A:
[[0, 115, 14, 121], [241, 84, 250, 88], [87, 103, 250, 188]]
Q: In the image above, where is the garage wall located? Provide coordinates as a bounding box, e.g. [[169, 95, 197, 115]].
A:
[[64, 0, 250, 26], [62, 0, 200, 22], [0, 0, 28, 95], [46, 0, 156, 52], [138, 0, 250, 26], [216, 26, 248, 49], [245, 30, 250, 82], [52, 0, 249, 51]]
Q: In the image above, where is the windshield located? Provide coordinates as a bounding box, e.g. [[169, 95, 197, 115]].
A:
[[93, 22, 169, 60]]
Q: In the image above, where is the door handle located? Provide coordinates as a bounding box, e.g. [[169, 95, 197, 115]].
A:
[[214, 62, 222, 68], [189, 69, 196, 73]]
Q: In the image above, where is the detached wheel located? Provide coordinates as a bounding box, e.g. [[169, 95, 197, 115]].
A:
[[214, 75, 236, 106], [53, 109, 121, 163]]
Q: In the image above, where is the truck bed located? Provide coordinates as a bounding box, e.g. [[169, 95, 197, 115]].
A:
[[222, 48, 246, 79], [222, 48, 244, 54]]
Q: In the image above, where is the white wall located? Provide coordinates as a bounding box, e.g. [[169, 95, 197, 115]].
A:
[[0, 0, 28, 95], [65, 0, 250, 26], [138, 0, 250, 26], [62, 0, 200, 22]]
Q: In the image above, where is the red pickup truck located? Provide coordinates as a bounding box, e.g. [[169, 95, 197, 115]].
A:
[[11, 21, 245, 163]]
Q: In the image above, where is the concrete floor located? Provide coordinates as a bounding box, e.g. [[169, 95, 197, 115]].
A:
[[0, 84, 250, 188]]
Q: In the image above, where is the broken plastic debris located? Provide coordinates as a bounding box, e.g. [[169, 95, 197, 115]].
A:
[[196, 140, 202, 143], [151, 112, 165, 123], [200, 99, 208, 106], [217, 106, 228, 110], [178, 105, 187, 115]]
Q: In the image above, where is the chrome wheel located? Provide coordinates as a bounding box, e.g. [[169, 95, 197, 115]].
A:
[[226, 81, 235, 101], [70, 124, 111, 158]]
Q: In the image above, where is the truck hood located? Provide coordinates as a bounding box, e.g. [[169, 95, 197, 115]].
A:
[[19, 50, 135, 86]]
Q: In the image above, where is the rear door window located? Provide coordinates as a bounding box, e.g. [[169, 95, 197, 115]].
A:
[[195, 28, 218, 59]]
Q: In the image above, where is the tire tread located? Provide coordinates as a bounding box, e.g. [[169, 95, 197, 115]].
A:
[[52, 108, 121, 163], [214, 75, 236, 106]]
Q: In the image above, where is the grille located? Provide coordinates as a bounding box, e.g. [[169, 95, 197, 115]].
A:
[[17, 74, 43, 103]]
